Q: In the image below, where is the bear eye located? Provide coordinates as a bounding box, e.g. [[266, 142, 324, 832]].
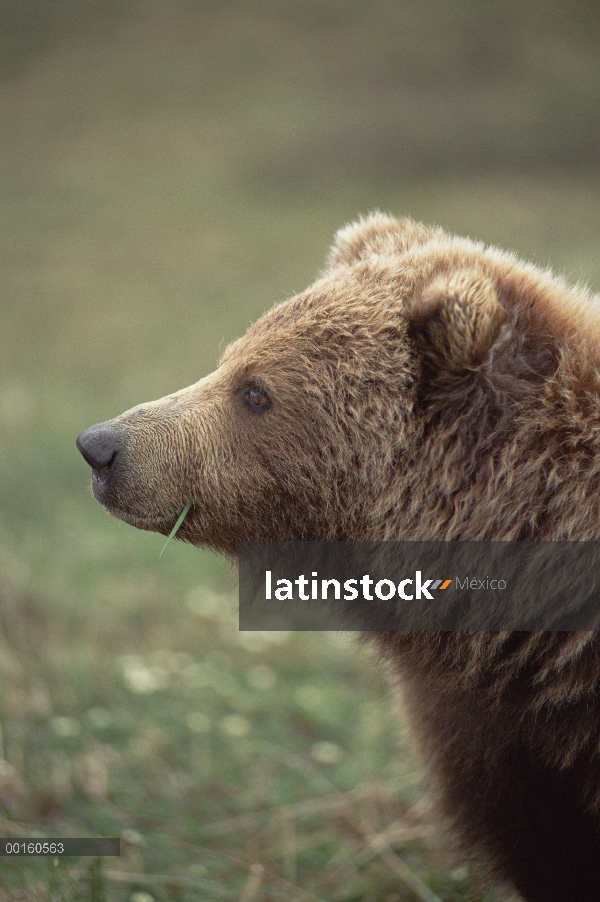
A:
[[243, 386, 271, 411]]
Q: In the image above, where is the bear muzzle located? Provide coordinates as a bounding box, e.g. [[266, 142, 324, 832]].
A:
[[77, 421, 164, 527], [76, 424, 132, 514], [76, 411, 200, 533]]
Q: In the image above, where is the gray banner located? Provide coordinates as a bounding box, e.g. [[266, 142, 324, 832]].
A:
[[0, 838, 120, 856], [239, 542, 600, 630]]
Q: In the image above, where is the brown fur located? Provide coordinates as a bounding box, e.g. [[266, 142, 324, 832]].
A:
[[79, 214, 600, 902]]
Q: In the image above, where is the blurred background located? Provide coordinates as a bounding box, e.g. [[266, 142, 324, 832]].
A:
[[1, 1, 599, 899]]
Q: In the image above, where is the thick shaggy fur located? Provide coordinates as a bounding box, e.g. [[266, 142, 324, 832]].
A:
[[79, 214, 600, 902]]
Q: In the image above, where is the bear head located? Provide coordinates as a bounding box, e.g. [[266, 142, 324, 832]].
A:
[[78, 213, 588, 554]]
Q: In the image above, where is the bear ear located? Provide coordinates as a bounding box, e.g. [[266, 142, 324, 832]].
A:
[[327, 213, 434, 270], [406, 270, 505, 372]]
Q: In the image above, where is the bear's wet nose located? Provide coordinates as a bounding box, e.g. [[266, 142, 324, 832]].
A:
[[76, 425, 124, 472]]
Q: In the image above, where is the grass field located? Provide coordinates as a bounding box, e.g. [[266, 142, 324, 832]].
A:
[[1, 2, 600, 900]]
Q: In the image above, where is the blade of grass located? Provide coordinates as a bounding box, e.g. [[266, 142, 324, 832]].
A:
[[159, 501, 191, 558]]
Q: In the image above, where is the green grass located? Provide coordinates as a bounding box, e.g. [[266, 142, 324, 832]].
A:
[[1, 1, 600, 900], [1, 586, 501, 902], [159, 503, 192, 559]]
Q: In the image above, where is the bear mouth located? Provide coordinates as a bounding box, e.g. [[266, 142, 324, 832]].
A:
[[104, 503, 184, 536], [91, 474, 182, 535]]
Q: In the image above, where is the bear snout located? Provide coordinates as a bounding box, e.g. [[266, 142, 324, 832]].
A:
[[76, 424, 125, 477]]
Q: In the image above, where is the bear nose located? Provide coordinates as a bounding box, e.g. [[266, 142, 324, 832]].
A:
[[76, 425, 124, 472]]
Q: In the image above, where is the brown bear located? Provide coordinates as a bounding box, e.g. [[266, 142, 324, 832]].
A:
[[77, 214, 600, 902]]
